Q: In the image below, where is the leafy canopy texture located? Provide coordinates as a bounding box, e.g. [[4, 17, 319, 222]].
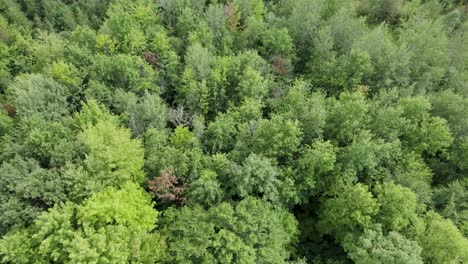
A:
[[78, 120, 146, 186], [0, 0, 467, 263], [160, 197, 298, 264], [0, 182, 165, 264]]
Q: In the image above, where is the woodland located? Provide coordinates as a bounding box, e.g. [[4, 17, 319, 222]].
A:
[[0, 0, 467, 263]]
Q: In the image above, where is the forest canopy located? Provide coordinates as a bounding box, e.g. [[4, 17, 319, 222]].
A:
[[0, 0, 467, 263]]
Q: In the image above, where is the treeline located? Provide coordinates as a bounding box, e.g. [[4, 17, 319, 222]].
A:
[[0, 0, 467, 263]]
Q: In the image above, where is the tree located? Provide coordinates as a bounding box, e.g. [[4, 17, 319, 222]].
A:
[[99, 0, 160, 54], [177, 68, 210, 115], [294, 140, 337, 199], [0, 157, 64, 234], [72, 100, 119, 130], [187, 169, 223, 207], [271, 80, 326, 144], [0, 182, 165, 263], [432, 179, 468, 236], [352, 25, 410, 90], [203, 112, 238, 154], [78, 120, 146, 186], [185, 42, 212, 80], [161, 197, 298, 264], [318, 183, 380, 240], [391, 152, 433, 206], [91, 54, 159, 95], [418, 211, 468, 264], [6, 74, 69, 121], [236, 67, 269, 101], [115, 90, 167, 137], [148, 166, 187, 206], [324, 91, 369, 145], [228, 153, 280, 203], [144, 128, 203, 182], [342, 224, 423, 264], [397, 97, 453, 155], [17, 115, 77, 167], [336, 130, 400, 184], [234, 114, 302, 163], [398, 15, 450, 92], [357, 0, 404, 24], [375, 183, 419, 232]]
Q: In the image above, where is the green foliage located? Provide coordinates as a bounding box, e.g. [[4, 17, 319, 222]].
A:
[[115, 90, 167, 137], [229, 154, 280, 203], [6, 74, 69, 121], [185, 42, 212, 80], [0, 1, 466, 263], [203, 112, 238, 153], [91, 54, 159, 94], [375, 183, 419, 231], [318, 183, 380, 240], [72, 100, 119, 130], [77, 182, 158, 231], [337, 130, 399, 182], [397, 96, 453, 155], [187, 169, 223, 207], [78, 120, 145, 186], [170, 126, 199, 149], [0, 110, 13, 136], [295, 140, 337, 198], [418, 211, 468, 264], [342, 224, 423, 264], [272, 81, 326, 144], [0, 182, 165, 263], [161, 197, 298, 263], [0, 157, 64, 234], [15, 115, 77, 167], [100, 0, 159, 54], [433, 179, 468, 236], [235, 114, 302, 162], [144, 128, 203, 181], [325, 91, 369, 144], [398, 15, 450, 92]]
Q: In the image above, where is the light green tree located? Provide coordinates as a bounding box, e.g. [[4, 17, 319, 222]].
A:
[[78, 120, 145, 186], [342, 224, 423, 264], [0, 182, 165, 263], [318, 183, 380, 240]]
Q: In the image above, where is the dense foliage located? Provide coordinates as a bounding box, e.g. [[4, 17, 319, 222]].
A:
[[0, 0, 467, 263]]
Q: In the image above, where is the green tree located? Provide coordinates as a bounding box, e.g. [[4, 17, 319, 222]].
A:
[[325, 91, 369, 145], [161, 197, 298, 264], [229, 154, 280, 203], [203, 112, 238, 153], [294, 140, 337, 199], [72, 100, 119, 130], [78, 120, 145, 186], [375, 183, 419, 232], [115, 90, 167, 137], [397, 97, 453, 155], [398, 15, 450, 92], [187, 170, 223, 207], [91, 54, 159, 95], [272, 80, 326, 144], [185, 42, 212, 80], [144, 128, 203, 182], [418, 211, 468, 264], [0, 182, 165, 263], [6, 74, 69, 121], [318, 183, 380, 240], [234, 114, 302, 163], [342, 224, 423, 264], [0, 157, 64, 234], [432, 179, 468, 236]]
